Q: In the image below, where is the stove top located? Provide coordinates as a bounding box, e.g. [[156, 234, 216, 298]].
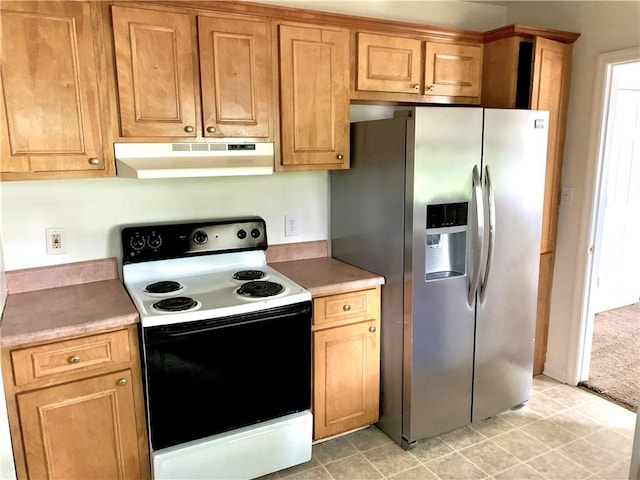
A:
[[121, 218, 311, 327]]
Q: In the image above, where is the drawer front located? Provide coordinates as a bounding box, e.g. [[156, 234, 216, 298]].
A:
[[313, 288, 379, 328], [11, 329, 131, 386]]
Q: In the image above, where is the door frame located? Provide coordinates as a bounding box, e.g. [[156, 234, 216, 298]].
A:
[[572, 47, 640, 384]]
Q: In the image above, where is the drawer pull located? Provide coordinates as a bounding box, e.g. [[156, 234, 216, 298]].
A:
[[343, 304, 351, 312], [117, 378, 128, 386], [369, 326, 376, 333], [68, 356, 80, 364]]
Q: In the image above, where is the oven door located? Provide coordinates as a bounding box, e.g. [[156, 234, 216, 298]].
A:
[[142, 301, 312, 451]]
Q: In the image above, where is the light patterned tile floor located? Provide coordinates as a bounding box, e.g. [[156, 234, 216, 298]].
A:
[[259, 376, 637, 480]]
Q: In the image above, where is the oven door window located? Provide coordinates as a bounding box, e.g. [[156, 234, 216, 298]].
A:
[[143, 301, 312, 450]]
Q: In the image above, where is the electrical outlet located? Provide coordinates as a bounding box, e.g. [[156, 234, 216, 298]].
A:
[[45, 228, 67, 254], [285, 214, 299, 237]]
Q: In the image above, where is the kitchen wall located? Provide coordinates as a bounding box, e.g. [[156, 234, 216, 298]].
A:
[[503, 1, 640, 383], [0, 227, 15, 477]]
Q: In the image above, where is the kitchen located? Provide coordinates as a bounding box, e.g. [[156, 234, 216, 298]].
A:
[[1, 1, 639, 479]]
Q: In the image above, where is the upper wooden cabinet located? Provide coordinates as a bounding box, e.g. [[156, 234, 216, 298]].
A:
[[277, 23, 349, 170], [354, 31, 483, 103], [424, 41, 483, 98], [356, 32, 422, 94], [0, 1, 110, 181], [110, 5, 271, 140]]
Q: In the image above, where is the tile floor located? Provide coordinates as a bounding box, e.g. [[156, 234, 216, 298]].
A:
[[261, 376, 637, 480]]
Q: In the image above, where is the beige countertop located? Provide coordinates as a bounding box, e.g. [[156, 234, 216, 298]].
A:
[[1, 259, 138, 348], [271, 257, 385, 296]]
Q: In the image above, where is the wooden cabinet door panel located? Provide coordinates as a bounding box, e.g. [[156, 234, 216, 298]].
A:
[[313, 320, 379, 439], [18, 370, 141, 480], [279, 24, 349, 168], [0, 1, 103, 174], [531, 37, 572, 254], [424, 42, 482, 98], [112, 6, 196, 137], [357, 32, 422, 94], [198, 16, 270, 138]]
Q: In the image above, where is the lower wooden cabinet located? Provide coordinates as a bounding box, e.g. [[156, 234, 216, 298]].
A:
[[312, 287, 380, 440], [1, 325, 150, 480]]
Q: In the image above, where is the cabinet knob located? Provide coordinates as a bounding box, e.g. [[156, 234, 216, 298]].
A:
[[336, 154, 344, 160], [206, 126, 216, 134], [88, 158, 100, 166], [427, 85, 435, 92], [369, 326, 376, 333], [184, 125, 195, 133], [343, 304, 351, 312], [117, 378, 128, 386], [68, 356, 80, 364], [412, 84, 420, 90]]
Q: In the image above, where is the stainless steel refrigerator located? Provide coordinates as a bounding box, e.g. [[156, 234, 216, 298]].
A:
[[330, 107, 549, 448]]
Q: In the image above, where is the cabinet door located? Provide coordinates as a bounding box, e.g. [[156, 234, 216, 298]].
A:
[[0, 1, 104, 175], [17, 370, 142, 479], [313, 320, 379, 439], [112, 6, 197, 138], [198, 16, 270, 139], [278, 24, 349, 169], [531, 37, 573, 254], [424, 42, 482, 98], [357, 32, 422, 94]]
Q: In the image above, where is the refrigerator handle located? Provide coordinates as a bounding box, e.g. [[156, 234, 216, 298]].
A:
[[479, 165, 495, 304], [468, 164, 484, 307]]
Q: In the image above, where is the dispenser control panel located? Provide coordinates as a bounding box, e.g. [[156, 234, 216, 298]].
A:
[[427, 202, 468, 229]]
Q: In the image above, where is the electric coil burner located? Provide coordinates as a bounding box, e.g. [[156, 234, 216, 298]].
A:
[[237, 280, 284, 298], [121, 217, 312, 480]]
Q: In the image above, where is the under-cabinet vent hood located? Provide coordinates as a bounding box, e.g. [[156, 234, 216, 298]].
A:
[[114, 142, 275, 179]]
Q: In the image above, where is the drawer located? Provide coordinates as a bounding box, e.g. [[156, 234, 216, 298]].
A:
[[11, 329, 131, 386], [313, 288, 379, 328]]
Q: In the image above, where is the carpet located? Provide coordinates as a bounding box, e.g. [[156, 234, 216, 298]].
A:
[[580, 302, 640, 412]]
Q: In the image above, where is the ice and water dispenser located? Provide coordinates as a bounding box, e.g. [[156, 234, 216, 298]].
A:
[[425, 202, 468, 281]]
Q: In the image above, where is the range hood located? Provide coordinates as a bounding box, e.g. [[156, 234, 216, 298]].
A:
[[114, 142, 274, 179]]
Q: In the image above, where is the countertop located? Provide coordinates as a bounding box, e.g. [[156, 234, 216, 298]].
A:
[[271, 257, 385, 296], [0, 250, 384, 348], [1, 259, 138, 348]]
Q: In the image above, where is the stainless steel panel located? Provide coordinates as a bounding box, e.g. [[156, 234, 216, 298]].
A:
[[472, 109, 549, 422], [330, 117, 408, 445], [404, 108, 483, 443]]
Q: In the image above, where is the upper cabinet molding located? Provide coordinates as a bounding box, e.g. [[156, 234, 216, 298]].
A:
[[483, 24, 581, 44]]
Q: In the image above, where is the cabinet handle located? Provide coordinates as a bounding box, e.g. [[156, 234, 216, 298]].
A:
[[369, 326, 376, 333], [68, 356, 80, 364], [336, 154, 344, 160], [117, 378, 128, 386], [412, 84, 420, 90], [343, 304, 351, 311], [184, 125, 195, 133], [206, 126, 216, 134], [427, 85, 435, 92], [88, 158, 100, 166]]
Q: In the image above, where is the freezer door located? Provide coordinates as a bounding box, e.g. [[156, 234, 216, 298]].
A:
[[404, 107, 482, 443], [473, 109, 549, 422]]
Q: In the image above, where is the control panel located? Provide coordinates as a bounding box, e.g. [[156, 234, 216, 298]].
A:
[[121, 217, 267, 264]]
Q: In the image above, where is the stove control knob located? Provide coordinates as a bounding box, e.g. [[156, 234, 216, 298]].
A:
[[148, 233, 163, 250], [237, 229, 247, 240], [130, 235, 146, 251], [193, 230, 208, 245], [250, 228, 261, 239]]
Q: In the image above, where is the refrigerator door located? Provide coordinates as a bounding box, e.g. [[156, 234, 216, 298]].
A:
[[330, 116, 408, 445], [473, 109, 549, 422], [404, 107, 483, 444]]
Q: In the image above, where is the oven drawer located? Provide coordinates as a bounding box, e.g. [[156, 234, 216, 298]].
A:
[[313, 288, 380, 329], [11, 329, 131, 386]]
